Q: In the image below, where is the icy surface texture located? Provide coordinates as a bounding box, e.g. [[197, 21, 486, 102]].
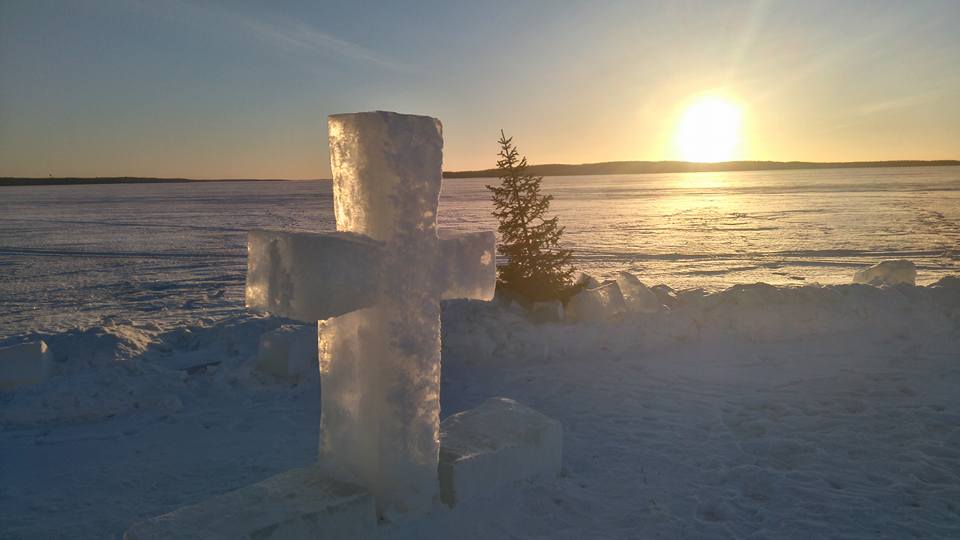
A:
[[246, 230, 382, 321], [4, 168, 960, 340], [566, 282, 627, 322], [853, 259, 917, 286], [247, 229, 494, 322], [4, 280, 960, 538], [256, 325, 318, 380], [617, 271, 664, 313], [0, 340, 51, 391], [651, 284, 679, 309], [439, 397, 563, 507], [319, 305, 440, 518], [328, 111, 443, 243], [322, 111, 444, 517], [123, 466, 375, 540], [318, 111, 495, 518], [439, 230, 496, 301], [240, 112, 495, 517]]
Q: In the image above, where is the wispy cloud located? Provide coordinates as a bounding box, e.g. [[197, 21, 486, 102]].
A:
[[237, 17, 411, 73], [856, 90, 942, 116], [818, 89, 945, 134], [132, 0, 411, 72], [725, 0, 771, 83]]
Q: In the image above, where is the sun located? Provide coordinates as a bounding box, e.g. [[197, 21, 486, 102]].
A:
[[676, 96, 742, 162]]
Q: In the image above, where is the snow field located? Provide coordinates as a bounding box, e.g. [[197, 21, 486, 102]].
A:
[[1, 277, 958, 538]]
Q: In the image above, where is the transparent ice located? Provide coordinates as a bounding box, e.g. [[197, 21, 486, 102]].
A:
[[246, 111, 495, 517], [616, 271, 664, 313], [853, 259, 917, 286], [565, 282, 627, 321], [0, 340, 50, 390]]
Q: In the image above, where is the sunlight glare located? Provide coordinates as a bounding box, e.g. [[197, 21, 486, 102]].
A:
[[676, 96, 742, 162]]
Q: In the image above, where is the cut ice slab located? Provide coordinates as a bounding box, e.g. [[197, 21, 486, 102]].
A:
[[0, 340, 51, 391], [328, 111, 444, 243], [616, 271, 664, 313], [316, 110, 451, 519], [256, 324, 317, 380], [317, 304, 442, 518], [439, 397, 563, 507], [853, 259, 917, 286], [246, 230, 381, 322], [123, 466, 376, 540], [243, 111, 499, 519], [438, 230, 497, 300], [246, 229, 495, 322], [565, 282, 627, 322]]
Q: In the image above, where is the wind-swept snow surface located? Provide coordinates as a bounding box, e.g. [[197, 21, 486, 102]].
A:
[[1, 279, 959, 538], [3, 166, 959, 339]]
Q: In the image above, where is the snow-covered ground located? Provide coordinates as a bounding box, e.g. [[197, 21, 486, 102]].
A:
[[2, 278, 959, 538], [2, 169, 959, 537]]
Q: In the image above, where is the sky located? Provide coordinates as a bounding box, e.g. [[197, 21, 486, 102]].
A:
[[1, 0, 958, 179]]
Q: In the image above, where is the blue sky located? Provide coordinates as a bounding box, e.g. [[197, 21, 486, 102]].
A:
[[1, 0, 958, 178]]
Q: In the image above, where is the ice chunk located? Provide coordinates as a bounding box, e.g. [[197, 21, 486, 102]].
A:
[[565, 282, 627, 322], [853, 259, 917, 286], [247, 229, 493, 324], [440, 230, 497, 301], [320, 111, 447, 518], [439, 397, 563, 507], [123, 466, 375, 540], [319, 304, 440, 518], [651, 284, 679, 309], [243, 112, 494, 519], [246, 230, 382, 322], [616, 271, 663, 313], [256, 325, 318, 381], [528, 300, 564, 323], [328, 111, 443, 242], [574, 272, 600, 289], [0, 341, 51, 391]]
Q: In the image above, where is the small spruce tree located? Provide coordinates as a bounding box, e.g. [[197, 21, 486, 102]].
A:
[[486, 131, 574, 301]]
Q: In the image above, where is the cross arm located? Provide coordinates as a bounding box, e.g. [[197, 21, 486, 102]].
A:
[[246, 229, 496, 322], [439, 231, 496, 301], [246, 230, 382, 322]]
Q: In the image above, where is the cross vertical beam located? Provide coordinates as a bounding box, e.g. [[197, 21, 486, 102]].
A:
[[321, 112, 444, 518]]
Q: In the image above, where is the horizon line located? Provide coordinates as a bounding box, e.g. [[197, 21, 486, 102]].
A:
[[2, 159, 959, 186]]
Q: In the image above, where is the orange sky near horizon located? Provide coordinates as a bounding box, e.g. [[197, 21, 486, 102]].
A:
[[1, 1, 958, 179]]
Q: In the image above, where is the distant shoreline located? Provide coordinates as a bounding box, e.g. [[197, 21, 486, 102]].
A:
[[0, 177, 326, 187], [443, 159, 960, 178], [2, 160, 958, 186]]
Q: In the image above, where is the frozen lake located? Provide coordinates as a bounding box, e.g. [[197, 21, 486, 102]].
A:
[[1, 166, 958, 339], [2, 168, 960, 539]]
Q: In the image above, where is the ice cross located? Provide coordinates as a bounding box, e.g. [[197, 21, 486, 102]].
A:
[[245, 111, 496, 518]]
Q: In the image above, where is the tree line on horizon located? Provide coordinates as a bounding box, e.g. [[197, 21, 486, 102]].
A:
[[2, 160, 958, 186], [446, 159, 960, 179]]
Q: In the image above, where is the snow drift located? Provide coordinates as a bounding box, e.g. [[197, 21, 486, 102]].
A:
[[1, 276, 959, 538]]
